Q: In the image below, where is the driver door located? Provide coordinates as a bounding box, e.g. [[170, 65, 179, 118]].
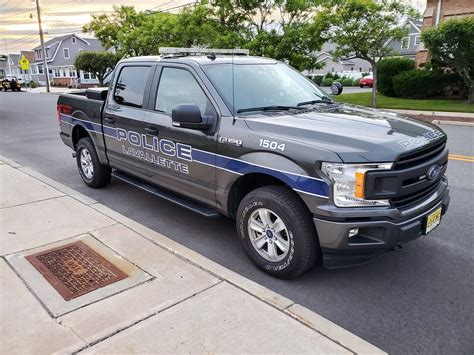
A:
[[143, 65, 218, 207]]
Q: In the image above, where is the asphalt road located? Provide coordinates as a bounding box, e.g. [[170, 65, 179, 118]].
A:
[[1, 91, 473, 354]]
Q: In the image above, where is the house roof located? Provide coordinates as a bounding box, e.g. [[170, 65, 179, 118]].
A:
[[20, 51, 35, 63], [9, 54, 20, 65]]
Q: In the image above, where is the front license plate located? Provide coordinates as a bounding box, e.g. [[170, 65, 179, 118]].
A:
[[425, 207, 442, 234]]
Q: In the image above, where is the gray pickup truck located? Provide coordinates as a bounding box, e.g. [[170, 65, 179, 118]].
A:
[[57, 48, 450, 278]]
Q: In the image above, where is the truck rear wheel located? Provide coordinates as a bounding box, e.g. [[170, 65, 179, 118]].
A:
[[76, 137, 111, 188], [236, 185, 319, 279]]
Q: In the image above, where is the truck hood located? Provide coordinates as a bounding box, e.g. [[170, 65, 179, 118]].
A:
[[244, 104, 446, 163]]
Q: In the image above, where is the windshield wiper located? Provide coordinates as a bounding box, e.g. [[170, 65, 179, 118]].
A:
[[296, 99, 334, 107], [237, 105, 304, 114]]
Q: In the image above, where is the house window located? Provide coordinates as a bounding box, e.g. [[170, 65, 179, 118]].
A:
[[401, 37, 409, 50], [63, 48, 70, 59], [69, 68, 76, 77], [90, 72, 96, 79], [72, 37, 76, 44], [38, 65, 44, 74], [46, 48, 50, 59], [62, 68, 67, 77], [54, 68, 61, 77], [331, 67, 335, 72], [359, 67, 362, 72], [36, 50, 42, 60], [414, 36, 421, 45], [48, 68, 53, 75], [83, 72, 90, 79]]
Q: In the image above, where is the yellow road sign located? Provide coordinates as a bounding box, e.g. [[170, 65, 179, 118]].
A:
[[19, 55, 30, 70]]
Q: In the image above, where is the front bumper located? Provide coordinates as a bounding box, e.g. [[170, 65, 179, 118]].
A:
[[314, 177, 450, 268]]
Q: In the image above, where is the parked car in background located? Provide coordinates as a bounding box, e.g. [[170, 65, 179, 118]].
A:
[[359, 75, 373, 88], [1, 76, 21, 91]]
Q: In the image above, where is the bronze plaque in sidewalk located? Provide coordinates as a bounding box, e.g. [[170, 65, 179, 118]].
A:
[[26, 241, 128, 301]]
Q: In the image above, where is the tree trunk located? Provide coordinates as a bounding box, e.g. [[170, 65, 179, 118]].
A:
[[371, 65, 377, 108], [469, 84, 474, 104]]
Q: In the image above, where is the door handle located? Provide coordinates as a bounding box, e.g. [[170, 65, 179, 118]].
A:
[[145, 127, 159, 136], [104, 117, 115, 124]]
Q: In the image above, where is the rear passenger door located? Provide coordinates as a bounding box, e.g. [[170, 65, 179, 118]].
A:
[[103, 64, 153, 176], [143, 65, 218, 207]]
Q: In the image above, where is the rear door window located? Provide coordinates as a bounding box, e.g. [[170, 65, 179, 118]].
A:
[[113, 66, 151, 108]]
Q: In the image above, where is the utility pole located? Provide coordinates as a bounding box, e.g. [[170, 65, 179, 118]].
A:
[[35, 0, 50, 92], [4, 39, 12, 75]]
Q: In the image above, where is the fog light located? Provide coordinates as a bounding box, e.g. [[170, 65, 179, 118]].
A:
[[348, 228, 359, 238]]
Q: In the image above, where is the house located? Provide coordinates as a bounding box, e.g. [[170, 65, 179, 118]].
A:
[[416, 0, 474, 65], [303, 43, 373, 79], [385, 19, 422, 59], [5, 51, 35, 83], [30, 34, 105, 87]]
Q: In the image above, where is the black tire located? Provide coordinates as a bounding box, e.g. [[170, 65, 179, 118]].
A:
[[359, 84, 364, 88], [236, 185, 319, 279], [76, 137, 111, 188]]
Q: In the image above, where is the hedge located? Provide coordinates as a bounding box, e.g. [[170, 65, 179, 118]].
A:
[[377, 57, 414, 97], [392, 70, 463, 99], [322, 78, 334, 86], [342, 78, 353, 86]]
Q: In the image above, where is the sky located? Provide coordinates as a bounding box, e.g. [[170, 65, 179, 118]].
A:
[[0, 0, 427, 55]]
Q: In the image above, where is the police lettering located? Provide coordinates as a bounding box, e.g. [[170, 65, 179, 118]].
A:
[[116, 128, 193, 162]]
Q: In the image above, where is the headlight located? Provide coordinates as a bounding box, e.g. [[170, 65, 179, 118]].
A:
[[321, 162, 393, 207]]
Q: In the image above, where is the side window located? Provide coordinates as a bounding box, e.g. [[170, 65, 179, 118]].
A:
[[155, 67, 210, 115], [113, 66, 151, 108]]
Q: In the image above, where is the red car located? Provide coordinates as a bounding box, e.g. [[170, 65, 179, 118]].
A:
[[359, 75, 373, 88]]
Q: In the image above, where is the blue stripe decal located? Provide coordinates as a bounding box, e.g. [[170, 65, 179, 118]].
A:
[[60, 113, 329, 198]]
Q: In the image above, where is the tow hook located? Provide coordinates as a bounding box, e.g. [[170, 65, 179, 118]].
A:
[[392, 245, 403, 252], [72, 152, 77, 158]]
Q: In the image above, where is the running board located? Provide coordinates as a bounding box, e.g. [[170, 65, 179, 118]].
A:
[[111, 170, 220, 218]]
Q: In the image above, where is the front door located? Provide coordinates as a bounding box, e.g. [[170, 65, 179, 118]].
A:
[[143, 65, 218, 207], [102, 64, 153, 177]]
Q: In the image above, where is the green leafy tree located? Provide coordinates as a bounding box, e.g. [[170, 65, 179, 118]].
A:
[[422, 16, 474, 103], [316, 0, 419, 107], [74, 51, 120, 86]]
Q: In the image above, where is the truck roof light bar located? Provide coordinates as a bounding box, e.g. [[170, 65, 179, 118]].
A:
[[159, 47, 249, 58]]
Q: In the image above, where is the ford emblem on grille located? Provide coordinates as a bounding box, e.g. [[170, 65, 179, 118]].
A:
[[427, 164, 442, 181]]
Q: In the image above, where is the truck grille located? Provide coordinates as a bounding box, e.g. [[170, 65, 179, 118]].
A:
[[394, 139, 446, 170], [365, 138, 448, 208], [391, 181, 442, 208]]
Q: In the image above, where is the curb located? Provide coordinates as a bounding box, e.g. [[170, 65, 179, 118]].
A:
[[0, 155, 385, 354], [432, 120, 474, 127]]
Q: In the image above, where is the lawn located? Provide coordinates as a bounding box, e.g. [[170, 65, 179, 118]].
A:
[[334, 92, 474, 113]]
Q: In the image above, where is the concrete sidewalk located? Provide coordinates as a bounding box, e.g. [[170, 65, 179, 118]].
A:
[[0, 155, 384, 354]]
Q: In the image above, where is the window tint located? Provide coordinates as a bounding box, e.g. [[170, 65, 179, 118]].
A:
[[114, 66, 151, 108], [155, 67, 210, 115]]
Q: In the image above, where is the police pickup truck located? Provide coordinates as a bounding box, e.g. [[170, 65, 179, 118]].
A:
[[57, 48, 450, 278]]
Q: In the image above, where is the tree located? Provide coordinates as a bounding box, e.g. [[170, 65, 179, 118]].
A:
[[316, 0, 418, 107], [74, 51, 119, 86], [422, 16, 474, 103], [82, 3, 326, 72]]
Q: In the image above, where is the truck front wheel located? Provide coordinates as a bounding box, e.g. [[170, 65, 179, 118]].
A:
[[236, 185, 319, 278], [76, 137, 111, 188]]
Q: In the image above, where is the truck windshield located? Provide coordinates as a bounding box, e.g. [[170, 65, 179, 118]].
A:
[[202, 63, 331, 115]]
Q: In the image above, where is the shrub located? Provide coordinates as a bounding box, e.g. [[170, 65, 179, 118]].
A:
[[334, 78, 344, 83], [342, 78, 353, 86], [29, 81, 39, 88], [392, 69, 463, 98], [322, 77, 334, 86], [312, 75, 324, 86], [352, 77, 361, 86], [325, 72, 334, 79], [377, 57, 415, 96]]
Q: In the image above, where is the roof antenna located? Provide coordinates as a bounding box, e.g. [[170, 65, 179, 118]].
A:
[[207, 52, 216, 61]]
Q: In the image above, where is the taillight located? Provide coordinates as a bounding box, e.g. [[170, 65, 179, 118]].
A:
[[57, 105, 61, 125]]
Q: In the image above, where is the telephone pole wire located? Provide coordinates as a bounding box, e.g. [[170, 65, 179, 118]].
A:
[[35, 0, 50, 92]]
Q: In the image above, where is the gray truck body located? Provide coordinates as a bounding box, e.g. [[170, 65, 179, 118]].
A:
[[58, 55, 450, 268]]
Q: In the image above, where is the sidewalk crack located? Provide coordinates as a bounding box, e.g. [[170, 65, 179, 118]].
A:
[[56, 318, 89, 348]]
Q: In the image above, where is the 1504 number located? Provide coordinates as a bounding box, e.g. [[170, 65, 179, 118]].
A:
[[259, 139, 286, 151]]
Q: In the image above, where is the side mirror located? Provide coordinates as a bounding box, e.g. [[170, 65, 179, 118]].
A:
[[330, 82, 343, 95], [171, 103, 213, 130]]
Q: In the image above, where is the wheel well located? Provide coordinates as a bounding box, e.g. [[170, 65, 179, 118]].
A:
[[227, 173, 288, 218], [72, 125, 90, 149]]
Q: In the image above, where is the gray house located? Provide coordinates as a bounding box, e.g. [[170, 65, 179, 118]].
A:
[[385, 19, 422, 59], [30, 34, 105, 87], [304, 43, 372, 79]]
